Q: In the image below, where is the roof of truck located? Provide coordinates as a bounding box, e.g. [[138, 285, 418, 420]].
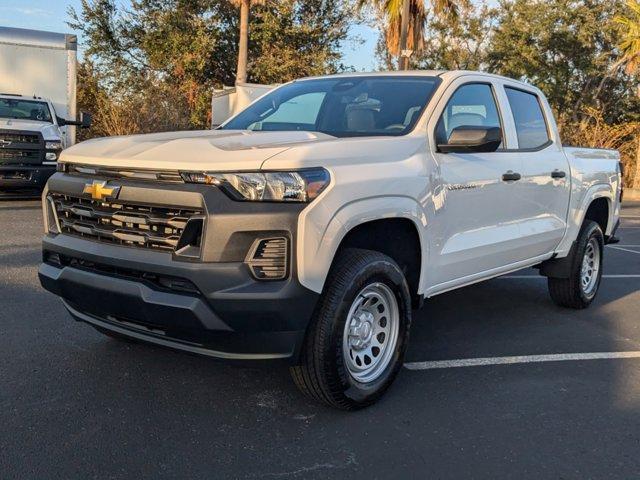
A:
[[301, 70, 519, 81], [297, 70, 540, 93]]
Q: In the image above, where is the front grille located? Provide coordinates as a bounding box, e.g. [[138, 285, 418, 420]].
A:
[[0, 150, 40, 161], [0, 132, 40, 144], [51, 194, 202, 251], [0, 129, 43, 165], [0, 170, 31, 180]]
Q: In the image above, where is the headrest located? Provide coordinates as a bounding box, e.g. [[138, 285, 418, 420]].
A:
[[347, 109, 375, 131]]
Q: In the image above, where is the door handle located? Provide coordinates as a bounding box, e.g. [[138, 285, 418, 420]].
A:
[[551, 170, 566, 179], [502, 171, 521, 182]]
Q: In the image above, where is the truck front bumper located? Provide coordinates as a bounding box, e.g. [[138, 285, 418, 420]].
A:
[[0, 165, 55, 196], [39, 235, 318, 361]]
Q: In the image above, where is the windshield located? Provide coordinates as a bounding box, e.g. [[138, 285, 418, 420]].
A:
[[222, 76, 441, 137], [0, 98, 52, 122]]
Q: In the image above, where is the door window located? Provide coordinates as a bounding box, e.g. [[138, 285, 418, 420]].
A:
[[505, 88, 550, 149], [435, 83, 503, 146]]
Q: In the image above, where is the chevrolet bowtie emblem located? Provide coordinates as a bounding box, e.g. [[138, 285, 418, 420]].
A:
[[83, 180, 120, 201]]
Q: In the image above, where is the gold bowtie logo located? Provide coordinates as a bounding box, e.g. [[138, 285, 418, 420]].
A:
[[83, 180, 120, 201]]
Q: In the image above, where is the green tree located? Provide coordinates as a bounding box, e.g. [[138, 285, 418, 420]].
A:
[[359, 0, 459, 69], [250, 0, 354, 83], [488, 0, 637, 125], [411, 0, 495, 71], [616, 0, 640, 75], [231, 0, 265, 84], [69, 0, 356, 131], [616, 0, 640, 188]]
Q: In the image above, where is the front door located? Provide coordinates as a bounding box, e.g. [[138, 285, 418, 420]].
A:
[[427, 82, 524, 290]]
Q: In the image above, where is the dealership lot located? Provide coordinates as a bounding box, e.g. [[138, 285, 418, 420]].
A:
[[2, 200, 640, 479]]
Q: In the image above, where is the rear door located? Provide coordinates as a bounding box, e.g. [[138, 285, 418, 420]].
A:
[[426, 78, 525, 291], [502, 85, 571, 258]]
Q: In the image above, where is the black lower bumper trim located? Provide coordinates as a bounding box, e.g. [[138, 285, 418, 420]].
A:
[[65, 302, 294, 360]]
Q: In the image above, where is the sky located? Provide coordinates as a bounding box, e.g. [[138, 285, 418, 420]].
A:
[[0, 0, 494, 72]]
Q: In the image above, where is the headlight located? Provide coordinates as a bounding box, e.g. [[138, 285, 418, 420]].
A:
[[181, 168, 330, 202], [45, 141, 62, 150]]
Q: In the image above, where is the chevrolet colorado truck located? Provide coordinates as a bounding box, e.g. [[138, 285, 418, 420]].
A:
[[39, 71, 622, 409]]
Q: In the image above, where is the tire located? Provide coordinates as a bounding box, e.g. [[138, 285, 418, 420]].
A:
[[548, 220, 604, 309], [290, 248, 412, 410]]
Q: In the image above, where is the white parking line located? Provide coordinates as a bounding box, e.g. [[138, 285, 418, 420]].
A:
[[501, 275, 640, 279], [608, 245, 640, 255], [404, 351, 640, 370]]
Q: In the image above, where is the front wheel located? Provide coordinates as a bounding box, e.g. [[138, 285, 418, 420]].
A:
[[548, 220, 604, 309], [290, 248, 412, 410]]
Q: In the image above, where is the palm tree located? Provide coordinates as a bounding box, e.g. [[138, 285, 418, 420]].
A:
[[615, 0, 640, 188], [231, 0, 266, 85], [359, 0, 458, 70]]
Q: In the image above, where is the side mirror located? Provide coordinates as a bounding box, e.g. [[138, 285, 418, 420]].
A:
[[79, 111, 92, 129], [437, 126, 502, 154], [57, 111, 92, 129]]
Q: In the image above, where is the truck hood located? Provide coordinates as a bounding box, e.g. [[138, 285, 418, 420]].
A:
[[60, 130, 337, 171], [0, 118, 61, 141]]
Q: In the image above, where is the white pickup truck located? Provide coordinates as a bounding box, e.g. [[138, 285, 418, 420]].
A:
[[0, 27, 92, 197], [39, 71, 622, 409]]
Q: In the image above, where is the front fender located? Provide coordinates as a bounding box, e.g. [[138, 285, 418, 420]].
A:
[[297, 195, 428, 294]]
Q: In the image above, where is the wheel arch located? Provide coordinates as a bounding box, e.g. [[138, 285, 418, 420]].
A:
[[553, 183, 615, 258], [296, 196, 428, 297], [583, 196, 611, 237], [577, 186, 614, 236]]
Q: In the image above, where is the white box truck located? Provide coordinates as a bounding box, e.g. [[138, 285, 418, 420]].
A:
[[0, 26, 90, 196], [211, 83, 275, 127]]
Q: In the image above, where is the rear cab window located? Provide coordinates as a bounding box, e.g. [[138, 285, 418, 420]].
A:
[[504, 87, 551, 150]]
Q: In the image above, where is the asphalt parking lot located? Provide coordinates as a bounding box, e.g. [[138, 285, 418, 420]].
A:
[[2, 200, 640, 479]]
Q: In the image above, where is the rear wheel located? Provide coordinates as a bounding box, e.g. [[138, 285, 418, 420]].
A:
[[548, 220, 604, 309], [290, 248, 412, 410]]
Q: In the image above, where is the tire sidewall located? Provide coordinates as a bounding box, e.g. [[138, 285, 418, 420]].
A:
[[323, 257, 412, 405]]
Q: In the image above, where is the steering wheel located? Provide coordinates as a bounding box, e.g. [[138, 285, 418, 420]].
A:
[[384, 124, 405, 131]]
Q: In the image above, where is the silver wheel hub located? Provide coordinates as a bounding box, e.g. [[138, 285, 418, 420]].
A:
[[342, 283, 400, 384], [580, 238, 600, 297], [348, 311, 375, 349]]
